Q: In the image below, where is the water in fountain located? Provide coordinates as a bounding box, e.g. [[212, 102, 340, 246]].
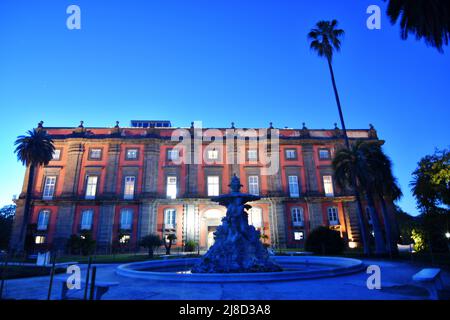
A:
[[191, 175, 282, 273]]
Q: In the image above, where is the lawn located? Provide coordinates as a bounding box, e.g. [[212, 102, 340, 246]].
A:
[[0, 265, 65, 280]]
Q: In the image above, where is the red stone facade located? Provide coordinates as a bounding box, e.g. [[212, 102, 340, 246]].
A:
[[10, 122, 396, 253]]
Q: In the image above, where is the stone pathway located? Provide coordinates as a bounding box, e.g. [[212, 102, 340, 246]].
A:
[[2, 259, 449, 300]]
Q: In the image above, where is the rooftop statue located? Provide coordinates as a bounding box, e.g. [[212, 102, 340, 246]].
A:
[[191, 175, 282, 273]]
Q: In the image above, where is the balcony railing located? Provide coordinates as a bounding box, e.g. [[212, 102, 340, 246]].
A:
[[292, 221, 304, 227]]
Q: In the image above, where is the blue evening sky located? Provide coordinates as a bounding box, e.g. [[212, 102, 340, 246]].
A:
[[0, 0, 448, 215]]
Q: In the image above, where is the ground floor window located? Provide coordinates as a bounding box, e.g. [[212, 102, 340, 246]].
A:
[[37, 210, 50, 231], [120, 209, 133, 230], [35, 235, 46, 244], [327, 207, 339, 225], [164, 208, 176, 229], [80, 209, 94, 230], [294, 231, 304, 241]]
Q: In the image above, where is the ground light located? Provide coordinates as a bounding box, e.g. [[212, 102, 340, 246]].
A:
[[445, 232, 450, 239]]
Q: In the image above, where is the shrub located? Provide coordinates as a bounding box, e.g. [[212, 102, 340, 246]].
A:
[[139, 234, 162, 257], [66, 231, 96, 256], [305, 226, 345, 255], [184, 240, 198, 252]]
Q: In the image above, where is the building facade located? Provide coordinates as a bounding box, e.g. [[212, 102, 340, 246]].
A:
[[10, 121, 397, 253]]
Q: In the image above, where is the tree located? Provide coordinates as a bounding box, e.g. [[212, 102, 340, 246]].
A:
[[333, 141, 387, 255], [66, 231, 96, 256], [385, 0, 450, 52], [139, 234, 162, 257], [308, 20, 370, 255], [0, 205, 15, 250], [14, 124, 55, 251], [164, 233, 177, 255], [305, 226, 346, 255]]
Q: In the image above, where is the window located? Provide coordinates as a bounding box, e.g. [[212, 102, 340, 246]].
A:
[[248, 175, 259, 195], [285, 149, 297, 160], [43, 176, 56, 200], [126, 149, 139, 160], [164, 209, 176, 229], [85, 176, 98, 199], [291, 207, 304, 227], [248, 207, 262, 229], [80, 209, 94, 230], [166, 176, 177, 199], [37, 210, 50, 231], [35, 236, 46, 244], [207, 176, 220, 196], [323, 175, 334, 197], [120, 209, 133, 230], [247, 149, 258, 161], [89, 148, 102, 160], [288, 175, 300, 198], [319, 148, 331, 160], [52, 149, 61, 161], [294, 231, 304, 241], [207, 149, 219, 160], [124, 176, 136, 200], [328, 207, 339, 225], [119, 234, 131, 244], [167, 149, 179, 161]]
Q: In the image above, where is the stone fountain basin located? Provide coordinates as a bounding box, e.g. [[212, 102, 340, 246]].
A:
[[116, 256, 365, 282]]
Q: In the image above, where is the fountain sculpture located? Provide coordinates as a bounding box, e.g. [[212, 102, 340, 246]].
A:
[[191, 175, 282, 273]]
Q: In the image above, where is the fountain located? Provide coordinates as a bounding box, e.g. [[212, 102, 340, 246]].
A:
[[116, 176, 365, 282], [191, 175, 281, 273]]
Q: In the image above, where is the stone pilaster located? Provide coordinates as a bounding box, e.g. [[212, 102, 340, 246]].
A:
[[302, 144, 319, 194], [268, 199, 287, 248], [53, 205, 76, 251], [9, 200, 25, 251], [61, 143, 84, 197], [183, 204, 199, 244], [138, 201, 158, 240], [142, 142, 160, 195], [307, 201, 323, 232], [103, 143, 121, 195], [96, 204, 116, 253]]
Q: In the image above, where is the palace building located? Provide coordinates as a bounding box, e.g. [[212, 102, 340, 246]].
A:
[[10, 120, 397, 253]]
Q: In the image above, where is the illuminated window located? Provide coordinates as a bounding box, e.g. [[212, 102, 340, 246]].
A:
[[319, 148, 331, 160], [247, 149, 258, 161], [126, 149, 139, 160], [80, 209, 93, 230], [120, 209, 133, 230], [328, 207, 339, 225], [248, 207, 262, 229], [285, 149, 297, 160], [43, 176, 56, 200], [207, 149, 219, 160], [52, 149, 61, 161], [166, 176, 177, 199], [248, 175, 259, 195], [124, 176, 136, 200], [291, 207, 304, 227], [294, 231, 304, 241], [35, 236, 46, 244], [119, 234, 131, 244], [85, 176, 98, 200], [164, 209, 176, 229], [89, 148, 102, 160], [37, 210, 50, 231], [288, 175, 299, 198], [323, 175, 334, 197], [207, 176, 220, 196]]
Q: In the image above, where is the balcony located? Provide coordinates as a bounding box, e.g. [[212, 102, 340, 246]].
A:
[[292, 221, 304, 227], [163, 223, 176, 231]]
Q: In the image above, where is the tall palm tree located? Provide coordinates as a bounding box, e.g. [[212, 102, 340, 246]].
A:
[[333, 141, 388, 255], [308, 20, 371, 254], [14, 125, 55, 251], [364, 143, 403, 256], [385, 0, 450, 52]]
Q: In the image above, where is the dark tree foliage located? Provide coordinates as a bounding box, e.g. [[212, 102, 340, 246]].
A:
[[66, 231, 96, 256], [305, 226, 345, 255], [139, 234, 162, 257], [385, 0, 450, 52], [0, 205, 16, 250]]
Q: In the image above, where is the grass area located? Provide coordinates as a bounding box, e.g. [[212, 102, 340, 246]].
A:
[[55, 252, 201, 264], [0, 265, 65, 280]]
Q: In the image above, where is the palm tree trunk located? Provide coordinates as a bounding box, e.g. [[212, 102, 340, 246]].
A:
[[18, 164, 36, 252], [355, 187, 371, 255], [327, 57, 370, 255], [366, 192, 387, 255], [379, 195, 398, 257]]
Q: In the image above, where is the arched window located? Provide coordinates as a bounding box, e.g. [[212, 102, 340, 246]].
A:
[[291, 207, 304, 227], [120, 208, 133, 230], [164, 208, 176, 229], [37, 210, 50, 231], [327, 207, 339, 225], [248, 207, 262, 229]]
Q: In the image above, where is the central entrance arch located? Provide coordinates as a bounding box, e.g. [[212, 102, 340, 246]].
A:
[[202, 208, 226, 249]]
